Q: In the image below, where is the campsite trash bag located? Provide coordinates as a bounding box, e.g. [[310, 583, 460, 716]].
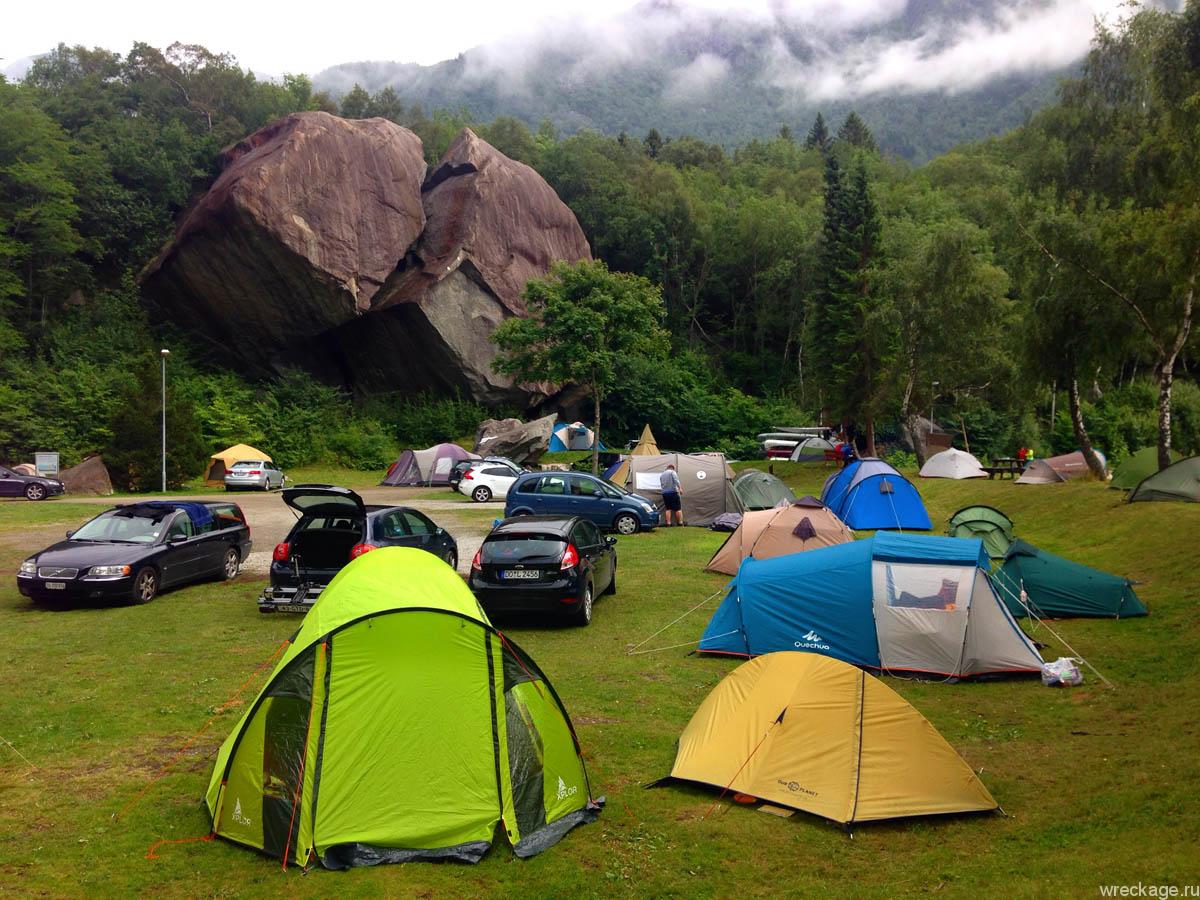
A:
[[1041, 657, 1083, 687]]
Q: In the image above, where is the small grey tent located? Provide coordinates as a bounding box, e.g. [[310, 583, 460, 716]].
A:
[[1128, 455, 1200, 503], [789, 437, 836, 462], [1016, 450, 1105, 484], [732, 470, 796, 511], [623, 453, 742, 527]]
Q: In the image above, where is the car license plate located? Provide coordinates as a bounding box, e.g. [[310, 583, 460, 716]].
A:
[[45, 582, 65, 590], [502, 569, 539, 580], [275, 603, 311, 613]]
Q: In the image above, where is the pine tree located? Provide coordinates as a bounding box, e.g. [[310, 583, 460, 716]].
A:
[[339, 83, 371, 119], [778, 124, 793, 142], [836, 111, 877, 152], [644, 128, 663, 159], [809, 156, 884, 451], [804, 112, 831, 153]]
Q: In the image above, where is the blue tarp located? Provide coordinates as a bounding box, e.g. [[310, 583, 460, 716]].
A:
[[820, 458, 932, 530], [126, 500, 215, 531]]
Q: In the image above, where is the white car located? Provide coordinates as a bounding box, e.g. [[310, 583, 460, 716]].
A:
[[458, 460, 523, 502]]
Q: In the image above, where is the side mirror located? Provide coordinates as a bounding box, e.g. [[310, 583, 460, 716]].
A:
[[606, 536, 618, 546], [65, 530, 74, 539], [168, 533, 187, 544]]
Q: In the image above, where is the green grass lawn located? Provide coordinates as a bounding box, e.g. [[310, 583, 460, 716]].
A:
[[0, 466, 1197, 896]]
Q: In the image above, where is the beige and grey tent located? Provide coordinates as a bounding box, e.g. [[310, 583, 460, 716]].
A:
[[1016, 450, 1105, 485], [706, 497, 854, 575], [624, 453, 742, 527], [605, 425, 661, 486], [205, 444, 272, 485], [919, 447, 987, 480]]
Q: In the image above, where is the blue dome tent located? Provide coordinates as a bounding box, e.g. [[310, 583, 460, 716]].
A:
[[698, 533, 1043, 680], [820, 458, 932, 530]]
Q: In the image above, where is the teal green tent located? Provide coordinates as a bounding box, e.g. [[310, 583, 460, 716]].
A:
[[947, 505, 1014, 559], [205, 547, 600, 868], [994, 540, 1147, 619], [1110, 447, 1181, 490], [1128, 455, 1200, 503]]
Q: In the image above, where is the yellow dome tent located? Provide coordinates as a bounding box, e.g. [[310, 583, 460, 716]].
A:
[[205, 444, 273, 485], [661, 653, 998, 825]]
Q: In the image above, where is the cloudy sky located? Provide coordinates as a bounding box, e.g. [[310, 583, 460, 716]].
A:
[[3, 0, 1140, 96]]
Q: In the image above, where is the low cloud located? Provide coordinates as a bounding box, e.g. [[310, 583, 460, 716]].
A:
[[452, 0, 1140, 103]]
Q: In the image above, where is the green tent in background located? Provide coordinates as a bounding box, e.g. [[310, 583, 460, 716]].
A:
[[947, 505, 1015, 559], [1128, 455, 1200, 503], [205, 548, 600, 869], [1110, 447, 1181, 490], [994, 539, 1147, 619], [732, 469, 796, 511]]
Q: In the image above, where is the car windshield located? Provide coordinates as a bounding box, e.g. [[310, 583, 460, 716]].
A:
[[482, 535, 566, 562], [71, 510, 172, 543]]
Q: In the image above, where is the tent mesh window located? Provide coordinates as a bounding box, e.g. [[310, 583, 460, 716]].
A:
[[793, 518, 817, 540], [884, 563, 962, 610], [879, 480, 894, 494]]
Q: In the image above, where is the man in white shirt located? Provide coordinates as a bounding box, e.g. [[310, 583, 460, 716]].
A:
[[659, 464, 683, 526]]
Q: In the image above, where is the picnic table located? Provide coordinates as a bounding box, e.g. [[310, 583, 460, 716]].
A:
[[982, 456, 1024, 480]]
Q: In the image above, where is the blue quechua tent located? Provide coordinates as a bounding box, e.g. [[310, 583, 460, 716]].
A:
[[820, 458, 932, 530], [698, 533, 1043, 680]]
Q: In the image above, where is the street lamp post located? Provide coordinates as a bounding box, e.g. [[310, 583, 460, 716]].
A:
[[929, 380, 940, 445], [160, 349, 170, 492]]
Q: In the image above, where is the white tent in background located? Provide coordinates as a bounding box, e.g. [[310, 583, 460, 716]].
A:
[[919, 447, 987, 480]]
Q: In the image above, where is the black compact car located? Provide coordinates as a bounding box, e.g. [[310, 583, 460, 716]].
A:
[[0, 465, 65, 501], [469, 515, 617, 626], [17, 500, 251, 604], [259, 484, 458, 613]]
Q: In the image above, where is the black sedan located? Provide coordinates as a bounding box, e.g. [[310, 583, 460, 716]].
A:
[[17, 500, 251, 605], [0, 465, 65, 501], [259, 484, 458, 613], [469, 515, 617, 626]]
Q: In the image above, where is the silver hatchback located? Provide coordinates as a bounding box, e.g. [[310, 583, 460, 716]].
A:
[[224, 460, 285, 491]]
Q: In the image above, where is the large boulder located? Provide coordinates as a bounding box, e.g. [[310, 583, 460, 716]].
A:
[[141, 116, 590, 407], [59, 455, 114, 495], [473, 414, 558, 465]]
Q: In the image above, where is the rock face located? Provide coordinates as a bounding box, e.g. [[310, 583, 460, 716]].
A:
[[473, 414, 558, 465], [60, 455, 114, 495], [142, 115, 591, 406]]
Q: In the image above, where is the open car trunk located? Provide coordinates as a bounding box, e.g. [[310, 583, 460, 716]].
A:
[[290, 523, 364, 571]]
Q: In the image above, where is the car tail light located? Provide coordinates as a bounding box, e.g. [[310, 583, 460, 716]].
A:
[[247, 470, 262, 475], [349, 543, 377, 560], [471, 549, 482, 572], [560, 543, 580, 570], [559, 596, 578, 604], [463, 471, 474, 480], [273, 542, 290, 562]]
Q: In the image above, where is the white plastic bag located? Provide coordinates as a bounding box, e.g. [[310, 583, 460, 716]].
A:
[[1041, 657, 1083, 687]]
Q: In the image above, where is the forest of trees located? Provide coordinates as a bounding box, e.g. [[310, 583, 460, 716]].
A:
[[1, 5, 1198, 487]]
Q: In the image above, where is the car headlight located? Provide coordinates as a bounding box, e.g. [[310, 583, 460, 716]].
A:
[[19, 560, 36, 576], [642, 502, 655, 512], [88, 565, 132, 578]]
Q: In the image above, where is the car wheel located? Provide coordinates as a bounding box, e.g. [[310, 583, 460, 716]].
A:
[[472, 486, 493, 503], [220, 548, 240, 581], [131, 567, 158, 604], [445, 550, 458, 572], [24, 483, 46, 501], [573, 582, 594, 626], [614, 513, 639, 535]]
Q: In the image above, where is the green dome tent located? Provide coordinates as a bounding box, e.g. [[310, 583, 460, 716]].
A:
[[994, 540, 1147, 619], [204, 548, 601, 868], [1110, 447, 1181, 490], [947, 505, 1015, 559], [1128, 455, 1200, 503], [732, 470, 796, 511]]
